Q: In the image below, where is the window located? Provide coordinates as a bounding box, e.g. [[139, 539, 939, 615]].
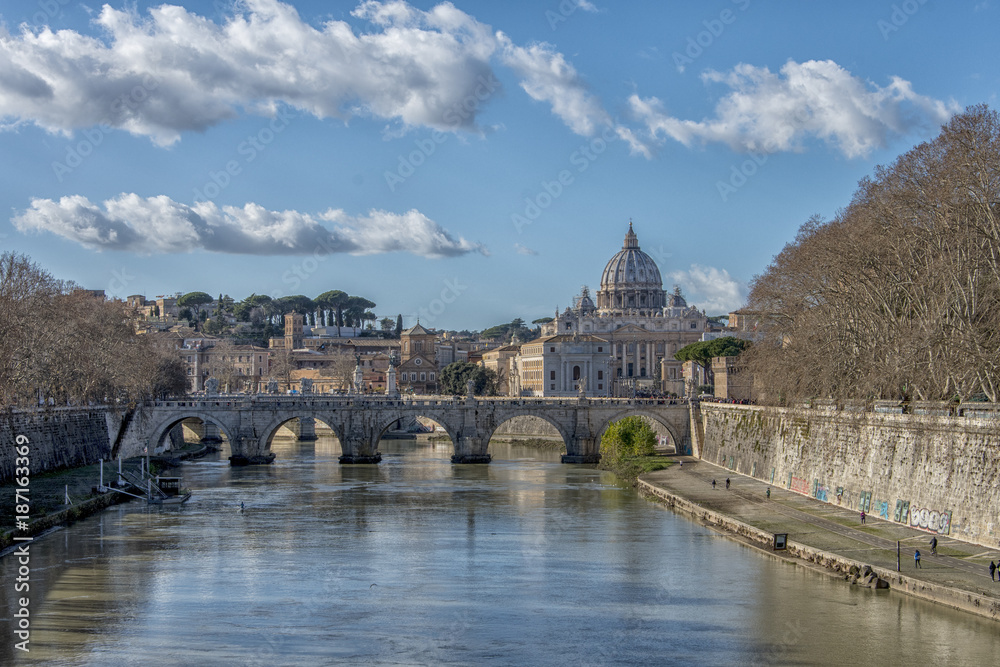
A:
[[187, 368, 192, 375], [550, 383, 555, 390], [550, 370, 556, 380], [429, 372, 435, 381], [550, 347, 555, 352], [410, 373, 417, 381], [420, 372, 426, 381], [597, 370, 603, 380], [691, 322, 697, 329], [597, 347, 603, 352], [598, 384, 603, 390]]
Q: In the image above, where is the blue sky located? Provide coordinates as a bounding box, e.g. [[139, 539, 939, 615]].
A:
[[1, 0, 996, 329]]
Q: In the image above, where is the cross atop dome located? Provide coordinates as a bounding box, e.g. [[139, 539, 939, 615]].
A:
[[623, 220, 639, 249]]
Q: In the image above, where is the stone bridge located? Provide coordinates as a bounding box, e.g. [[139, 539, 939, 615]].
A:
[[128, 395, 694, 465]]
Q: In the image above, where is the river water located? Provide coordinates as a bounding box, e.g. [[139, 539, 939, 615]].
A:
[[2, 434, 998, 666]]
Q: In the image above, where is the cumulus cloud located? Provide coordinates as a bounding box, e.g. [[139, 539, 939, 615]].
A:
[[0, 0, 504, 144], [498, 33, 610, 136], [630, 59, 958, 158], [669, 264, 746, 314], [0, 0, 623, 144], [12, 194, 486, 258]]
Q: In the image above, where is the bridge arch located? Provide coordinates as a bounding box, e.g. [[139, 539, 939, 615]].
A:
[[373, 410, 463, 452], [256, 415, 341, 454], [145, 412, 237, 454], [481, 411, 571, 453], [594, 408, 683, 452]]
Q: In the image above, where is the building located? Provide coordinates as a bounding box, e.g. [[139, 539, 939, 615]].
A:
[[712, 355, 752, 402], [539, 223, 708, 396], [270, 314, 400, 393], [398, 322, 439, 394], [481, 344, 522, 396], [513, 334, 611, 397], [146, 330, 270, 393]]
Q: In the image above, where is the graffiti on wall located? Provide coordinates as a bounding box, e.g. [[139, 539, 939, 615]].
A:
[[858, 491, 872, 513], [909, 506, 952, 535], [790, 476, 810, 495], [812, 480, 829, 502], [875, 500, 890, 520], [894, 500, 910, 524]]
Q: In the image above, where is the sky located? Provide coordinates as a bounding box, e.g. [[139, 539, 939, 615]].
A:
[[1, 0, 996, 330]]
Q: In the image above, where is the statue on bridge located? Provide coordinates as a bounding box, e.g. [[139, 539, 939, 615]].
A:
[[386, 351, 400, 398], [266, 378, 279, 394], [205, 377, 219, 396], [299, 378, 314, 395]]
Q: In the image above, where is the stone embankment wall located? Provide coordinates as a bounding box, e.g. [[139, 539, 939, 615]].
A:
[[701, 403, 1000, 549], [2, 408, 113, 483]]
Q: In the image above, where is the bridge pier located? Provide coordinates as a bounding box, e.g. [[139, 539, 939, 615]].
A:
[[452, 435, 491, 464], [288, 417, 318, 441], [562, 437, 601, 464], [199, 420, 223, 444], [338, 430, 382, 464], [229, 428, 276, 466]]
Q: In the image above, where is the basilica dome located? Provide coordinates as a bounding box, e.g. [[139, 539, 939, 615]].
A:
[[596, 223, 666, 312]]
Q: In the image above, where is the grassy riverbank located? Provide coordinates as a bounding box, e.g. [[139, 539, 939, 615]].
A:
[[598, 454, 672, 485]]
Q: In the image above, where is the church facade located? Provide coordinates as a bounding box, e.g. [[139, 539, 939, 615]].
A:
[[537, 223, 708, 396]]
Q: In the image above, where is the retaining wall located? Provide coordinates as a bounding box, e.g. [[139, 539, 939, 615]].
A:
[[701, 403, 1000, 549], [2, 408, 113, 483]]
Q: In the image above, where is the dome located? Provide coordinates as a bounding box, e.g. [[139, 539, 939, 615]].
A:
[[600, 223, 663, 289], [596, 223, 666, 312]]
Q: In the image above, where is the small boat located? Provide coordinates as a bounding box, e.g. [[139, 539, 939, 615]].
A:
[[148, 477, 191, 505]]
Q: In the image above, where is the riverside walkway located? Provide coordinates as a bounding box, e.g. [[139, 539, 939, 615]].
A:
[[640, 458, 1000, 621]]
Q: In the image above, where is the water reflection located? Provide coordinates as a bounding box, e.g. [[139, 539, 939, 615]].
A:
[[2, 435, 998, 666]]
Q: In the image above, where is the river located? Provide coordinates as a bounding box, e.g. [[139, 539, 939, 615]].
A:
[[2, 434, 998, 666]]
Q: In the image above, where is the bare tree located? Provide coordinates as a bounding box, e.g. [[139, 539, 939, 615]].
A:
[[744, 105, 1000, 405]]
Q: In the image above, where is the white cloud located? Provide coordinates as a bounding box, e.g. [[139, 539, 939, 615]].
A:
[[0, 0, 621, 144], [12, 194, 486, 258], [514, 243, 538, 255], [0, 0, 503, 144], [669, 264, 746, 314], [498, 33, 611, 136], [629, 60, 958, 158]]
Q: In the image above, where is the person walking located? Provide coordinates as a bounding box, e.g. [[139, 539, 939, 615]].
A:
[[930, 536, 937, 556], [914, 549, 921, 568], [860, 510, 866, 525], [725, 478, 731, 490], [766, 487, 771, 500], [990, 561, 996, 581], [712, 479, 716, 489]]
